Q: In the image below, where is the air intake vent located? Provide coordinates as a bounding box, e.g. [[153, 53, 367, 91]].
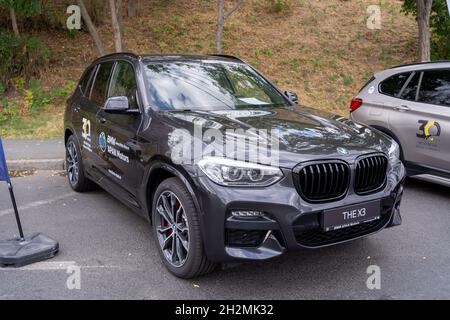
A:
[[294, 161, 350, 203], [355, 154, 388, 194]]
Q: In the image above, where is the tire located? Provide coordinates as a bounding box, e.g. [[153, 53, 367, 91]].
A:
[[152, 177, 216, 278], [65, 135, 97, 192]]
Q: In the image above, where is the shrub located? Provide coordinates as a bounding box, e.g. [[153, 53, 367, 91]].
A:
[[26, 79, 50, 114], [0, 0, 104, 30], [0, 32, 50, 91], [50, 80, 77, 103], [0, 101, 21, 126]]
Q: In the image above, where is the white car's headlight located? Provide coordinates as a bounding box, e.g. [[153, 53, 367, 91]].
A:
[[197, 157, 283, 187], [388, 139, 400, 163]]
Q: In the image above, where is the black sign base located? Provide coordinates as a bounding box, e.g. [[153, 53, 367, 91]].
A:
[[0, 233, 59, 267]]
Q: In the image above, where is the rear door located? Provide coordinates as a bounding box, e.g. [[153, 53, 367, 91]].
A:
[[388, 69, 450, 172], [95, 60, 144, 204], [368, 72, 412, 129], [75, 64, 101, 171], [71, 64, 96, 152]]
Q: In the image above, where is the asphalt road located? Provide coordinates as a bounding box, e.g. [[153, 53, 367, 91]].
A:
[[0, 171, 449, 299]]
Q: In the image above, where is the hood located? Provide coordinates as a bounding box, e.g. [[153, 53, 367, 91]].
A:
[[158, 106, 392, 168]]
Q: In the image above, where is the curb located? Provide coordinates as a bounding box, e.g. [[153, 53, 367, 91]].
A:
[[7, 159, 65, 171]]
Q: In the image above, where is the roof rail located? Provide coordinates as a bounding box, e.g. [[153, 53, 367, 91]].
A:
[[390, 60, 450, 69], [208, 54, 244, 62], [92, 52, 140, 62]]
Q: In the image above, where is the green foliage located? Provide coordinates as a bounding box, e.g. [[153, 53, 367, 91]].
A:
[[50, 80, 77, 103], [0, 79, 75, 133], [343, 76, 354, 86], [27, 79, 50, 113], [262, 48, 272, 57], [14, 77, 25, 90], [402, 0, 450, 59], [0, 32, 50, 91], [265, 0, 291, 13], [0, 0, 41, 16]]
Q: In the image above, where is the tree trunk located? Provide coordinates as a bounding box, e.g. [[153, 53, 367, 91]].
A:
[[215, 0, 243, 54], [10, 7, 19, 36], [109, 0, 123, 52], [216, 0, 225, 54], [116, 0, 123, 28], [128, 0, 137, 17], [77, 0, 105, 56], [416, 0, 433, 62]]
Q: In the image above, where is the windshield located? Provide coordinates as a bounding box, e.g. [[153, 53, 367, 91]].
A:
[[145, 61, 290, 111]]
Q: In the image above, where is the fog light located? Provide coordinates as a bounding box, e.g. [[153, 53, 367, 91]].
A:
[[231, 210, 264, 218]]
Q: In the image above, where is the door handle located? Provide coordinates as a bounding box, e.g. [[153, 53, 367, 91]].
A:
[[126, 141, 142, 157], [394, 105, 411, 112]]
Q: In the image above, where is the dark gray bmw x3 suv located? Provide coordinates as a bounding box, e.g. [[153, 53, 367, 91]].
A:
[[64, 53, 405, 278]]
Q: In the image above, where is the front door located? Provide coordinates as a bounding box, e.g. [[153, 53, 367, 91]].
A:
[[85, 61, 115, 181], [389, 69, 450, 173], [95, 61, 144, 204]]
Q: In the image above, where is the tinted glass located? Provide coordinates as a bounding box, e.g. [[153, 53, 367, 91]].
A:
[[418, 69, 450, 107], [90, 62, 114, 105], [145, 62, 289, 111], [400, 72, 421, 101], [379, 72, 411, 97], [79, 66, 95, 97], [109, 61, 138, 109]]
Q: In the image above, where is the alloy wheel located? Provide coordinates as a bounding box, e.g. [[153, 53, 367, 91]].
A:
[[66, 141, 79, 186], [155, 191, 190, 267]]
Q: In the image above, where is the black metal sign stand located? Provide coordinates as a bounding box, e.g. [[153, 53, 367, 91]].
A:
[[8, 182, 24, 240], [0, 181, 59, 268]]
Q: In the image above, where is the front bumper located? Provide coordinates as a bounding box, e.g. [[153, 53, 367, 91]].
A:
[[192, 166, 405, 263]]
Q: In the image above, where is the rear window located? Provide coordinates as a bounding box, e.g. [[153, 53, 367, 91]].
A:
[[379, 72, 411, 97], [79, 66, 95, 97], [90, 62, 114, 106], [418, 69, 450, 107], [400, 72, 421, 101]]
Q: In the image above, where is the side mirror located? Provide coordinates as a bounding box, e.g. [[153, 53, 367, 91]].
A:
[[103, 96, 130, 113], [284, 90, 299, 105]]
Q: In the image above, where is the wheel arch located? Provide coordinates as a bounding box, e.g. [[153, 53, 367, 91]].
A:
[[144, 156, 202, 224], [64, 128, 74, 145]]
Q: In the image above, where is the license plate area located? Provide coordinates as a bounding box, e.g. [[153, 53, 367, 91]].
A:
[[322, 200, 381, 232]]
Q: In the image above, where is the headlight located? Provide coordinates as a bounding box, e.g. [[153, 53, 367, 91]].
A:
[[197, 157, 284, 187], [388, 140, 400, 163]]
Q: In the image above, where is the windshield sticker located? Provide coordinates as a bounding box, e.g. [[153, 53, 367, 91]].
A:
[[237, 97, 270, 105]]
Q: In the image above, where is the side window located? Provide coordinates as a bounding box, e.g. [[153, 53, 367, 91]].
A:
[[379, 72, 411, 97], [79, 66, 95, 97], [108, 61, 138, 109], [400, 72, 421, 101], [90, 61, 114, 106], [418, 69, 450, 107]]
